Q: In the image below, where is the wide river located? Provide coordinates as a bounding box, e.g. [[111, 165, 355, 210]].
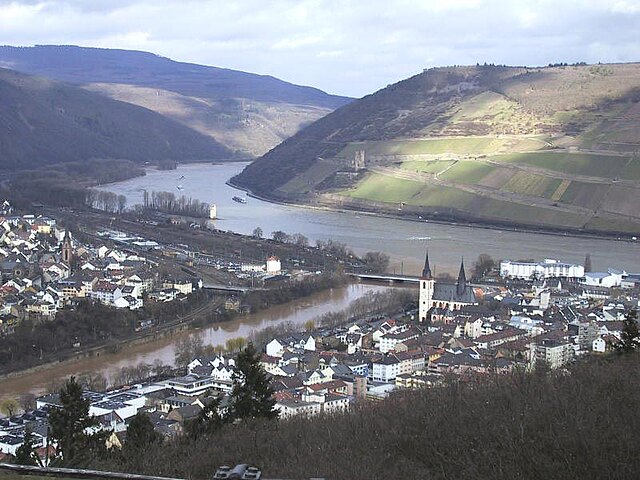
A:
[[103, 162, 639, 275]]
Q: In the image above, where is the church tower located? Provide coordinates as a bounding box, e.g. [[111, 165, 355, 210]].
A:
[[457, 258, 467, 296], [419, 249, 435, 322], [62, 230, 73, 267]]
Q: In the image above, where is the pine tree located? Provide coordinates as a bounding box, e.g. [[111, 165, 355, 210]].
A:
[[584, 254, 592, 273], [123, 412, 160, 470], [187, 396, 224, 438], [15, 428, 40, 466], [227, 344, 277, 421], [617, 309, 640, 354], [48, 376, 105, 467]]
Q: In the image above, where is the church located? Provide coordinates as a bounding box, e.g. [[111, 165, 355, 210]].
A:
[[418, 250, 477, 322]]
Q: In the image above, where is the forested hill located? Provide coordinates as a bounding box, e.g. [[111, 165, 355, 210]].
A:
[[232, 63, 640, 235], [0, 67, 232, 170], [0, 45, 353, 157]]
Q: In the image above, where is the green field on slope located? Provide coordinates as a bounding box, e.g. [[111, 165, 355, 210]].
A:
[[490, 151, 631, 179], [339, 135, 546, 158], [438, 161, 497, 184]]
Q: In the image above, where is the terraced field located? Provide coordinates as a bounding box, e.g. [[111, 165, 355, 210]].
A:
[[399, 159, 455, 173], [500, 172, 563, 199], [338, 135, 547, 158], [439, 161, 497, 184], [490, 151, 630, 179], [338, 133, 640, 233]]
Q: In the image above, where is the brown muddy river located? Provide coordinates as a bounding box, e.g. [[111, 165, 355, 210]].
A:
[[0, 283, 391, 401]]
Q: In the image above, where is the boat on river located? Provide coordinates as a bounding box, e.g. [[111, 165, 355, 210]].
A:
[[232, 196, 247, 204]]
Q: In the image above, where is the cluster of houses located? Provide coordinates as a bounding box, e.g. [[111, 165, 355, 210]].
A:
[[256, 252, 640, 409], [0, 208, 201, 335]]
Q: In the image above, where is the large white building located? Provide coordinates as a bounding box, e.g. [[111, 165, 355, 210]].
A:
[[581, 269, 625, 288], [500, 259, 584, 280]]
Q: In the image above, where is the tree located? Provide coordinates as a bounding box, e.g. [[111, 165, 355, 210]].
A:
[[616, 309, 640, 354], [584, 253, 592, 273], [292, 233, 309, 247], [271, 230, 289, 243], [123, 412, 161, 468], [187, 396, 224, 438], [48, 376, 105, 467], [227, 344, 277, 421], [174, 334, 205, 368], [117, 195, 127, 214], [362, 251, 390, 273], [15, 428, 40, 466], [19, 393, 36, 412], [473, 253, 496, 279], [0, 398, 19, 417], [77, 372, 107, 392], [252, 227, 263, 239]]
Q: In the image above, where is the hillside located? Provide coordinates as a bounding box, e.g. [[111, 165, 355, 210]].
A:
[[0, 67, 232, 170], [232, 63, 640, 235], [0, 45, 352, 157]]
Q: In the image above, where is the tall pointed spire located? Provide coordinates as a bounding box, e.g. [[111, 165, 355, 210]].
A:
[[457, 257, 467, 296], [422, 249, 433, 279]]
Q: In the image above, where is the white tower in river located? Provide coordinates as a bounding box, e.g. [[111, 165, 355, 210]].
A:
[[209, 204, 217, 220]]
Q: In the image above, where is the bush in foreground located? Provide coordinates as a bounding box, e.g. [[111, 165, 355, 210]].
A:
[[98, 354, 640, 479]]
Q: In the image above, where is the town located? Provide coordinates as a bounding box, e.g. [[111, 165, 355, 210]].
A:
[[1, 201, 639, 464]]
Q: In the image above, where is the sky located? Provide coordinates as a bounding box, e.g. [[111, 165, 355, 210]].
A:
[[0, 0, 639, 97]]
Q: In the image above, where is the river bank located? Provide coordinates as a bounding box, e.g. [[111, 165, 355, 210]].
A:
[[226, 176, 640, 243], [101, 162, 640, 275], [0, 283, 390, 401], [0, 272, 350, 382]]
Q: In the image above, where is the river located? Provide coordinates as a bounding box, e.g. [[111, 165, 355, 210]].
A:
[[3, 161, 638, 400], [0, 283, 391, 400], [101, 162, 640, 275]]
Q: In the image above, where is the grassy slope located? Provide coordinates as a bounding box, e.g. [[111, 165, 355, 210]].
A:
[[233, 63, 640, 233], [91, 354, 640, 480]]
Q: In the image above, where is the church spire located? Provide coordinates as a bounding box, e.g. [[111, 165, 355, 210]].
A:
[[422, 249, 433, 279], [457, 257, 467, 296]]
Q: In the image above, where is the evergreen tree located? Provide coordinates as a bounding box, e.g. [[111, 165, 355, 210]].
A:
[[122, 412, 161, 470], [15, 428, 40, 466], [617, 309, 640, 354], [227, 344, 277, 421], [187, 396, 224, 438], [48, 376, 105, 467], [584, 253, 592, 273]]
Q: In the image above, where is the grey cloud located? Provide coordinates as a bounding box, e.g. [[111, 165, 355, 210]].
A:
[[0, 0, 638, 96]]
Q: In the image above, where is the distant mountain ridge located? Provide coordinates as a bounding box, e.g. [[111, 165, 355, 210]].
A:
[[0, 45, 352, 157], [232, 63, 640, 235], [0, 67, 231, 170]]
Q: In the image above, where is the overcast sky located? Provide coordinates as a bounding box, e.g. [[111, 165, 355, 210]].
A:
[[1, 0, 639, 97]]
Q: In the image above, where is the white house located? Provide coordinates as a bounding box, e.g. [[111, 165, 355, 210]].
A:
[[592, 337, 606, 353], [91, 281, 123, 305], [581, 269, 625, 288], [266, 256, 282, 274], [266, 334, 316, 357], [275, 399, 322, 418], [372, 355, 402, 382], [114, 295, 143, 310], [379, 327, 420, 354]]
